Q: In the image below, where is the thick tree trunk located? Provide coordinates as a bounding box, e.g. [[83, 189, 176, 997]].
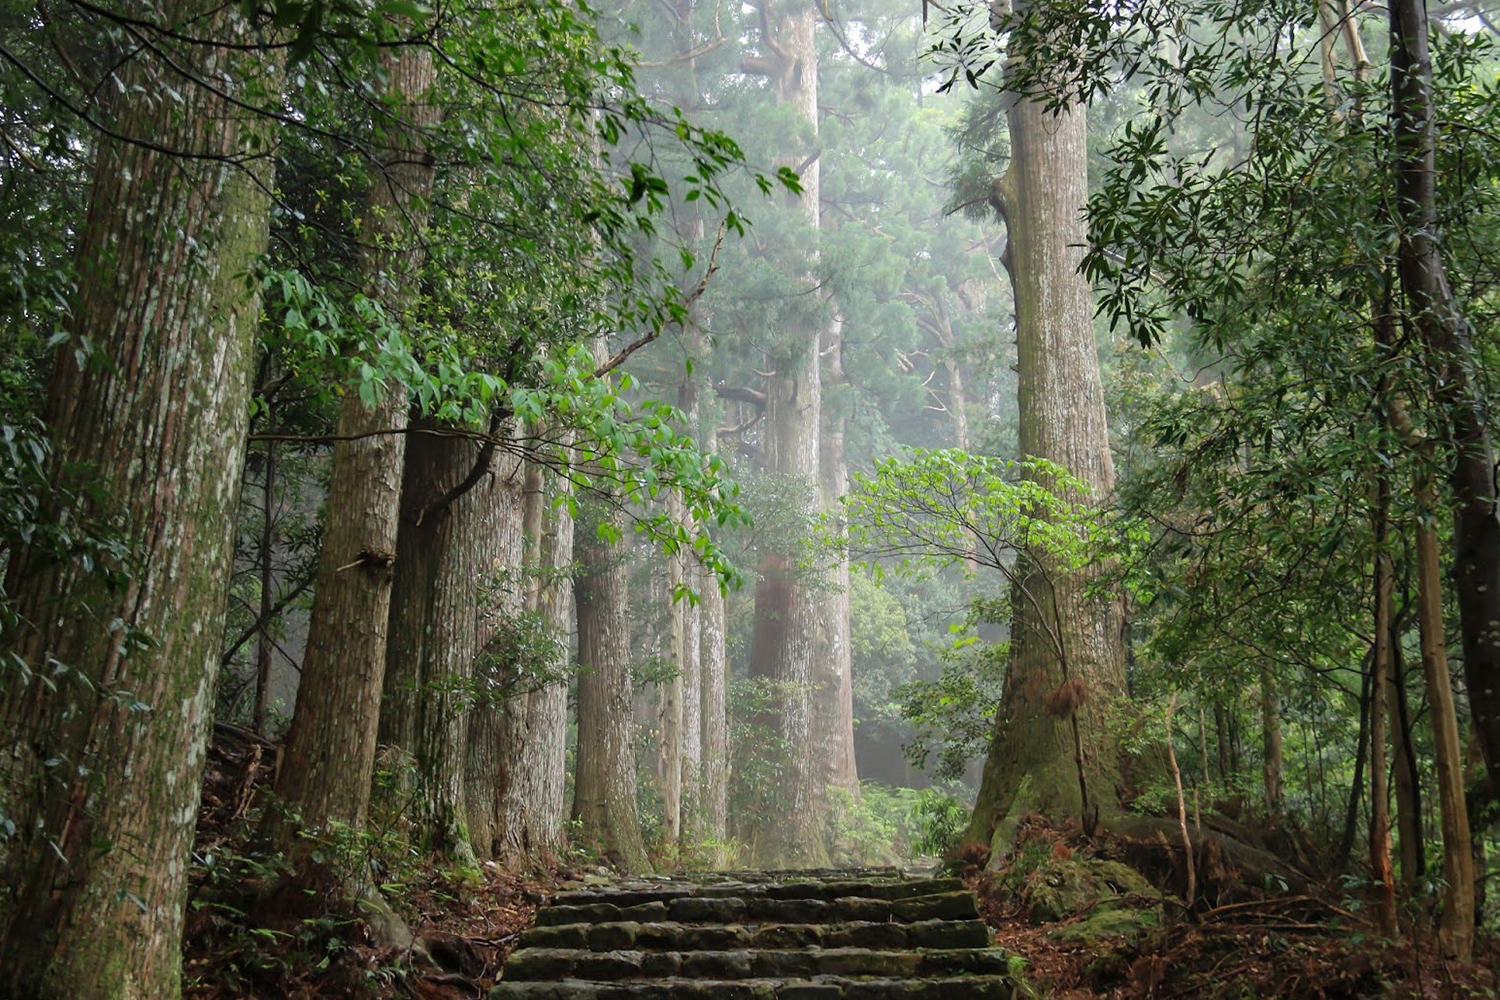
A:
[[491, 463, 571, 862], [382, 427, 510, 863], [815, 313, 860, 800], [965, 77, 1128, 855], [274, 47, 435, 866], [740, 0, 832, 868], [573, 503, 651, 871], [464, 460, 525, 861], [0, 6, 275, 995], [1389, 0, 1500, 796]]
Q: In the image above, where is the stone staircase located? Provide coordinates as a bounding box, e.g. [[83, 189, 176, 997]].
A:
[[489, 867, 1013, 999]]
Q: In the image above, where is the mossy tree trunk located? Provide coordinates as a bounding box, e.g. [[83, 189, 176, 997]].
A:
[[573, 501, 651, 871], [740, 0, 833, 869], [964, 38, 1128, 856], [0, 5, 275, 995], [273, 43, 434, 872]]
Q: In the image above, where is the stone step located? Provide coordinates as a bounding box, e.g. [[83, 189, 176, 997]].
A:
[[532, 890, 977, 927], [489, 975, 1012, 1000], [551, 877, 965, 908], [522, 918, 993, 952], [503, 946, 1010, 981]]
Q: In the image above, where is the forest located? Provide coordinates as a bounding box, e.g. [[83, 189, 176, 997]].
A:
[[2, 0, 1500, 996]]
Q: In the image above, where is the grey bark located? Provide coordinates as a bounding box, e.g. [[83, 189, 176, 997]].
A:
[[0, 5, 275, 994]]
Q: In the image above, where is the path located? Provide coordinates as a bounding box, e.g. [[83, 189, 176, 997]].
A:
[[489, 866, 1014, 999]]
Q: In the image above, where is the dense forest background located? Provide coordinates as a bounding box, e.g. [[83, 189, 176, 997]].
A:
[[3, 0, 1500, 996]]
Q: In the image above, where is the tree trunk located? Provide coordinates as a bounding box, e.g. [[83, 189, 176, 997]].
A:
[[1389, 609, 1426, 889], [254, 435, 277, 735], [1370, 506, 1399, 936], [381, 426, 509, 864], [464, 458, 525, 861], [0, 6, 275, 995], [1411, 486, 1476, 961], [1389, 0, 1500, 798], [698, 428, 731, 847], [740, 0, 831, 868], [573, 503, 651, 872], [1260, 669, 1285, 816], [964, 63, 1128, 855], [659, 492, 685, 853], [273, 44, 435, 868], [815, 312, 860, 800], [492, 462, 571, 862]]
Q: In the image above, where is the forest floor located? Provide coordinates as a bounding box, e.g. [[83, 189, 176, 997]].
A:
[[183, 728, 1499, 1000]]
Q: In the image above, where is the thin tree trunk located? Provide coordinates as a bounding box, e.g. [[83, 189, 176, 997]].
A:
[[699, 429, 730, 847], [1390, 608, 1426, 889], [1390, 0, 1500, 797], [254, 436, 277, 735], [573, 503, 651, 871], [659, 492, 685, 852], [1261, 669, 1285, 816], [1411, 481, 1476, 961], [1370, 486, 1399, 936], [0, 6, 275, 994]]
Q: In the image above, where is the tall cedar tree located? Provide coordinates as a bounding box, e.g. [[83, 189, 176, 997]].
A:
[[0, 4, 276, 995]]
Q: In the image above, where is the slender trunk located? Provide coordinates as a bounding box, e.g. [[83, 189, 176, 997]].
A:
[[1340, 664, 1372, 863], [698, 429, 730, 846], [1261, 669, 1284, 816], [1390, 0, 1500, 797], [1390, 610, 1426, 888], [1370, 488, 1399, 936], [1411, 484, 1476, 961], [573, 503, 651, 871], [0, 6, 275, 994], [254, 437, 277, 735], [965, 72, 1128, 853], [659, 493, 685, 852]]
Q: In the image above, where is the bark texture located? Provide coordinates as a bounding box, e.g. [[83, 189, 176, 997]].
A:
[[698, 429, 731, 845], [573, 504, 651, 871], [815, 313, 860, 801], [381, 428, 510, 862], [0, 6, 275, 995], [274, 43, 435, 861], [965, 74, 1128, 854], [741, 0, 832, 868], [464, 460, 525, 861], [1389, 0, 1500, 798]]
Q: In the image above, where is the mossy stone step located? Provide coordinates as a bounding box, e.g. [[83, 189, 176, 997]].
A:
[[493, 870, 1009, 1000], [521, 917, 992, 952], [489, 976, 1011, 1000], [504, 946, 1010, 981], [534, 890, 977, 927]]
